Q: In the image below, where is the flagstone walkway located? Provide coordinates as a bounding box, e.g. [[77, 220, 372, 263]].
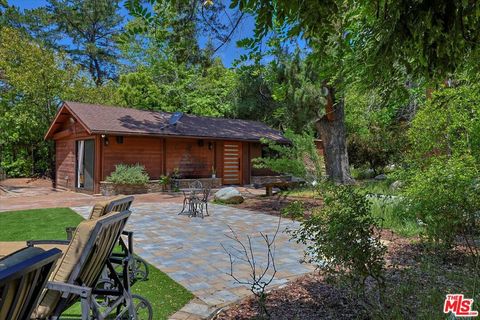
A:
[[72, 202, 314, 319]]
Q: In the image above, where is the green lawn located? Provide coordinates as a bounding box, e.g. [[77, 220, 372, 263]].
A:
[[0, 208, 193, 320]]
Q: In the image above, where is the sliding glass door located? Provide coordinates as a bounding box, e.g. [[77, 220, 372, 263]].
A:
[[76, 139, 95, 191]]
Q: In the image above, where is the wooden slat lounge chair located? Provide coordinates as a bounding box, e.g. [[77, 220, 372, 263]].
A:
[[0, 208, 147, 319], [0, 247, 62, 320], [66, 196, 149, 283], [30, 208, 137, 319]]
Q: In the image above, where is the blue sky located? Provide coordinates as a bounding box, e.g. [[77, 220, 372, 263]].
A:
[[9, 0, 255, 67]]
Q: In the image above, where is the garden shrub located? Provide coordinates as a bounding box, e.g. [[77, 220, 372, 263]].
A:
[[106, 164, 149, 185], [404, 155, 479, 254], [409, 85, 480, 165], [290, 184, 386, 288], [405, 85, 480, 257]]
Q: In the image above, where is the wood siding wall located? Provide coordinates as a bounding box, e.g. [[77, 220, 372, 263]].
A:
[[55, 128, 295, 191], [165, 138, 215, 178], [250, 143, 276, 176], [55, 139, 76, 190], [102, 136, 163, 180], [55, 122, 91, 190]]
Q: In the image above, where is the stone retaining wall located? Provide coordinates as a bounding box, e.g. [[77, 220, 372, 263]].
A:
[[100, 178, 222, 196]]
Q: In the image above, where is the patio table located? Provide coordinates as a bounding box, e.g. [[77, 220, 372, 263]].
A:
[[178, 188, 203, 217]]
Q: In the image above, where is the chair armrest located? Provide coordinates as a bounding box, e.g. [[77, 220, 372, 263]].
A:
[[46, 281, 92, 298], [27, 240, 70, 246], [122, 230, 133, 237]]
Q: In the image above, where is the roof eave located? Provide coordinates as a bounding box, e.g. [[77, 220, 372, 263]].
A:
[[88, 129, 288, 143], [44, 101, 93, 140]]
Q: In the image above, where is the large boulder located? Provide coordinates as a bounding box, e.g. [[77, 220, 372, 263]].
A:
[[214, 187, 244, 204]]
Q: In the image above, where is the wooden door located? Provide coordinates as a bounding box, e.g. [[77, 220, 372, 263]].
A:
[[223, 141, 242, 184]]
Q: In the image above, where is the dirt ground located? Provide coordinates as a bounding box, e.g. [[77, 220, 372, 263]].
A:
[[228, 188, 321, 217]]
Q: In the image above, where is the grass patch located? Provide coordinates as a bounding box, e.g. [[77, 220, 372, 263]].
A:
[[0, 208, 193, 319], [279, 187, 319, 199], [0, 208, 84, 241], [355, 179, 397, 196], [369, 197, 423, 237]]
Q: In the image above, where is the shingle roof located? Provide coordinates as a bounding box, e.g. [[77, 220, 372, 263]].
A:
[[46, 101, 288, 143]]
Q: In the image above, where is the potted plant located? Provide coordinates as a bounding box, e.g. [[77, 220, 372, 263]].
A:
[[211, 166, 216, 179], [170, 167, 181, 192], [105, 164, 150, 195], [158, 175, 171, 192]]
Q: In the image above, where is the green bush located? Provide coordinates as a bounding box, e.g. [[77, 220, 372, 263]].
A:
[[290, 185, 386, 288], [409, 85, 480, 165], [106, 164, 150, 185], [404, 155, 479, 253], [345, 85, 407, 174], [405, 85, 480, 258]]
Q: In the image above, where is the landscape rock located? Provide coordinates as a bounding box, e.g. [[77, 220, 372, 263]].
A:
[[390, 180, 403, 190], [214, 187, 244, 204], [374, 173, 387, 180]]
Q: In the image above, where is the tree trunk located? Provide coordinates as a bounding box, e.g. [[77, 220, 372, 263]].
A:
[[315, 88, 354, 184]]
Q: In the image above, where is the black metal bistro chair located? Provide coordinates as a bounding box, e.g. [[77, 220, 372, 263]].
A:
[[191, 185, 211, 218]]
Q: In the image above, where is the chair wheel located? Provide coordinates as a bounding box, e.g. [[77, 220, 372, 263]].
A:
[[132, 256, 149, 282], [118, 294, 153, 320]]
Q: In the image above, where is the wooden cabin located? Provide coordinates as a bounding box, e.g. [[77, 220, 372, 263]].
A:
[[45, 101, 292, 194]]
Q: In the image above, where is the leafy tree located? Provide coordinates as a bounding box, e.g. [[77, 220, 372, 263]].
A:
[[234, 48, 324, 133], [117, 56, 237, 116], [0, 27, 71, 176], [117, 10, 238, 116], [235, 0, 480, 184], [0, 27, 118, 177], [124, 0, 245, 64], [344, 85, 409, 174], [234, 64, 277, 125], [409, 84, 480, 164]]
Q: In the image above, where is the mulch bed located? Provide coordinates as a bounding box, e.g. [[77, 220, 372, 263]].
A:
[[213, 274, 368, 320], [213, 227, 477, 320]]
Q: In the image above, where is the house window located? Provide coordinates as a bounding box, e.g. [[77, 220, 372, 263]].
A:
[[261, 145, 279, 158], [116, 136, 124, 144]]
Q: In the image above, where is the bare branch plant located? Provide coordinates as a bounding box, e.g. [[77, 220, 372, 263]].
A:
[[221, 218, 281, 319]]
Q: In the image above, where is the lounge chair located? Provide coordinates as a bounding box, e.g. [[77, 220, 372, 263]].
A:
[[1, 208, 150, 319], [66, 196, 149, 283], [0, 247, 62, 320], [43, 208, 152, 319]]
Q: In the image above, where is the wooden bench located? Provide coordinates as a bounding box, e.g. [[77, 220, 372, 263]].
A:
[[253, 176, 304, 196]]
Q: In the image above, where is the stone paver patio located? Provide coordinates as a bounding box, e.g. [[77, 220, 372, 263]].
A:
[[72, 202, 314, 319]]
